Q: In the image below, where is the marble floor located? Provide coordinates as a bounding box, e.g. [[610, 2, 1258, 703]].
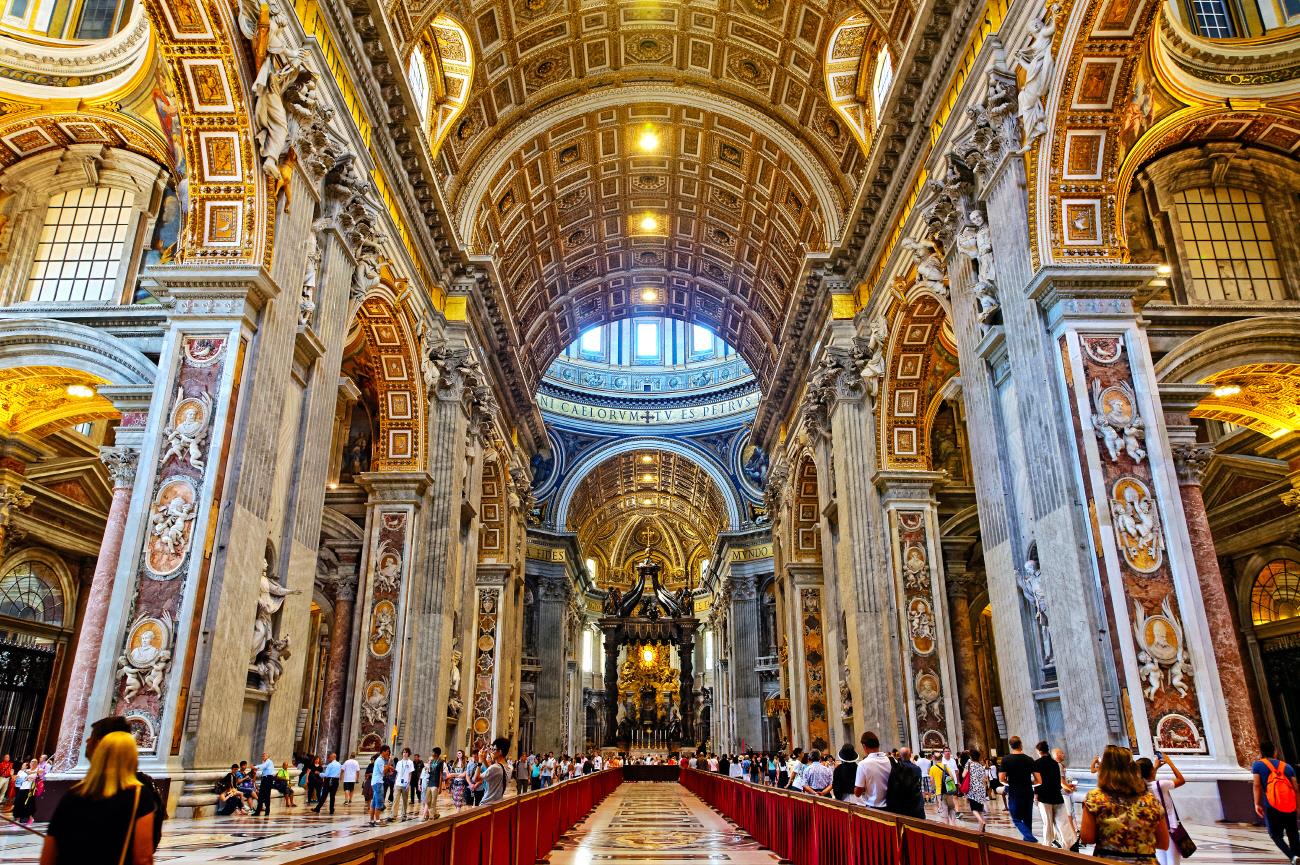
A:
[[550, 781, 778, 865], [0, 782, 1292, 864]]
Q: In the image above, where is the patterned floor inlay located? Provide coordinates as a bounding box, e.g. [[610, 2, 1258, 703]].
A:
[[551, 783, 777, 865]]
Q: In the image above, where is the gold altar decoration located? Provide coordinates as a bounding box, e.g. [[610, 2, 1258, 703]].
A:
[[617, 643, 680, 709]]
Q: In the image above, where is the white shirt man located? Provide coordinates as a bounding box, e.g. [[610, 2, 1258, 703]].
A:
[[341, 755, 361, 804], [394, 751, 415, 820], [853, 733, 893, 808], [594, 754, 603, 771]]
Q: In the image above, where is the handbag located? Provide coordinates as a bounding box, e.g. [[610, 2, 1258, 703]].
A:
[[117, 785, 142, 865], [1158, 782, 1196, 858]]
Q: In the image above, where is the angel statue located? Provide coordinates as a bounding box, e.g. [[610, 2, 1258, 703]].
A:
[[900, 237, 948, 297], [1132, 595, 1193, 700], [251, 561, 298, 663], [1091, 379, 1147, 463]]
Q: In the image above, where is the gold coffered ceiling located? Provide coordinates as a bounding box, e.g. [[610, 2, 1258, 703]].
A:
[[569, 450, 727, 587], [406, 0, 915, 387], [0, 367, 116, 437]]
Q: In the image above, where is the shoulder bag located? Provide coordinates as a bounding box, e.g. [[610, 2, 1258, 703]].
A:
[[1157, 782, 1196, 858], [117, 785, 143, 865]]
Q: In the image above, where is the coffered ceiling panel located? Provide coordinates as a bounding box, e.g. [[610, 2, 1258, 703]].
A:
[[398, 0, 920, 388]]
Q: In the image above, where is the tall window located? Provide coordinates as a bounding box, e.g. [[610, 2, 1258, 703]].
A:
[[580, 327, 602, 354], [872, 46, 894, 124], [1174, 187, 1285, 302], [699, 558, 709, 582], [581, 629, 593, 673], [691, 324, 714, 355], [635, 321, 660, 360], [1252, 559, 1300, 625], [704, 630, 714, 668], [27, 187, 135, 303], [2, 0, 131, 38], [586, 557, 597, 579], [0, 560, 64, 626], [408, 46, 430, 121]]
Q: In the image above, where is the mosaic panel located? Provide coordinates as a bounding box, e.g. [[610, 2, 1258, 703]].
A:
[[895, 510, 948, 751], [357, 510, 410, 751]]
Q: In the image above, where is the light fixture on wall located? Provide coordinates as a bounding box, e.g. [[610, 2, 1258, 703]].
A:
[[1212, 384, 1242, 397], [65, 384, 96, 398], [640, 287, 659, 302], [1156, 263, 1173, 276]]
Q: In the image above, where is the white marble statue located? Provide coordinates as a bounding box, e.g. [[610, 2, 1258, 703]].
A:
[[1132, 595, 1193, 699], [1017, 557, 1053, 665], [299, 231, 320, 327], [150, 492, 196, 557], [1011, 3, 1061, 153], [901, 237, 948, 297], [254, 635, 291, 693], [251, 561, 298, 662], [449, 647, 462, 695], [239, 0, 308, 176], [955, 211, 1001, 321], [1091, 379, 1147, 463], [161, 388, 212, 469]]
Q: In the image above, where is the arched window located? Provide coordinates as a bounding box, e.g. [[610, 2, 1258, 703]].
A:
[[0, 560, 64, 626], [872, 45, 894, 124], [586, 557, 597, 579], [407, 45, 430, 122], [26, 186, 137, 303], [1252, 559, 1300, 625]]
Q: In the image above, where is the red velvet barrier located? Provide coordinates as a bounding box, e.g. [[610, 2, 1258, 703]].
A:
[[514, 791, 539, 865], [490, 802, 516, 865], [385, 825, 452, 865], [451, 808, 493, 865], [683, 768, 1093, 865]]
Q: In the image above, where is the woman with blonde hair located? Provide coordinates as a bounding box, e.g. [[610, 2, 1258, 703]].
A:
[[40, 731, 155, 865], [1081, 745, 1169, 865]]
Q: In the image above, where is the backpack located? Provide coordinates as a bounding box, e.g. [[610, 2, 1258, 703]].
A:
[[1264, 759, 1298, 813], [884, 758, 921, 814]]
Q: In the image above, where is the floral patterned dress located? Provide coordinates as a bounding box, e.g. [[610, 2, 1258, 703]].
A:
[[1083, 788, 1166, 865], [450, 761, 468, 807]]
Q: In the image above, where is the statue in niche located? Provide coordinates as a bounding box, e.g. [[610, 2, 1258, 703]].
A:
[[161, 388, 212, 469], [1011, 3, 1061, 152], [299, 229, 319, 327], [239, 0, 313, 180], [449, 643, 462, 698], [839, 660, 853, 717], [251, 559, 298, 665], [1017, 556, 1053, 666]]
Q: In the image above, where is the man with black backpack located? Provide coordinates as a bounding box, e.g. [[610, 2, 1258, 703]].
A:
[[1253, 741, 1300, 864], [884, 747, 926, 819]]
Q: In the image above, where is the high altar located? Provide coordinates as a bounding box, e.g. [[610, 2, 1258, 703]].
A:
[[600, 550, 699, 750]]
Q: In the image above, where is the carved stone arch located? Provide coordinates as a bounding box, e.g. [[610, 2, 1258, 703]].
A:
[[824, 14, 894, 155], [402, 15, 473, 158], [0, 318, 158, 435], [348, 285, 427, 470], [1155, 316, 1300, 384], [877, 293, 958, 470], [791, 452, 822, 565]]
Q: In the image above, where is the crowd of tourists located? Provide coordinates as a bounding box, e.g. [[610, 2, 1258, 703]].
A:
[[212, 741, 621, 826], [689, 733, 1300, 865]]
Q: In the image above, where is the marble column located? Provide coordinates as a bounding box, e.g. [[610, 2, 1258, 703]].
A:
[[1162, 396, 1261, 767], [875, 472, 962, 752], [942, 555, 987, 751], [317, 556, 358, 756], [603, 628, 619, 746], [725, 571, 763, 749], [679, 637, 695, 745], [52, 443, 141, 770]]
